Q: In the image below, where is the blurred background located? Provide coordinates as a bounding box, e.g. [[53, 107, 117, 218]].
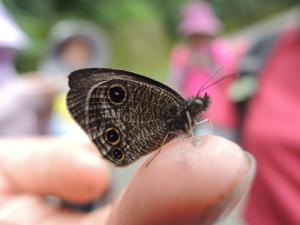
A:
[[3, 0, 299, 78], [1, 0, 299, 224]]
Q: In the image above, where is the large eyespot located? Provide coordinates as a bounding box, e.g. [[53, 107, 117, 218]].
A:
[[108, 84, 127, 105], [104, 127, 121, 145], [111, 148, 125, 162]]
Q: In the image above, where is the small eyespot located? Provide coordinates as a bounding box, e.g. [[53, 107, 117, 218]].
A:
[[108, 84, 127, 105], [104, 127, 121, 145], [111, 148, 125, 161]]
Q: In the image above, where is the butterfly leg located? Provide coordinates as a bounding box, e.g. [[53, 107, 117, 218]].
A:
[[191, 119, 215, 146], [195, 118, 213, 127], [145, 131, 178, 167]]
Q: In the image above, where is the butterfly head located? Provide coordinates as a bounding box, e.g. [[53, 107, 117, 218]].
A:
[[176, 93, 210, 133], [186, 92, 210, 119]]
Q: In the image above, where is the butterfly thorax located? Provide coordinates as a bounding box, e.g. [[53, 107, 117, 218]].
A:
[[171, 93, 210, 133]]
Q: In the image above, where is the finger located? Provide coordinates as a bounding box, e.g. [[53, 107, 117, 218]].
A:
[[0, 193, 110, 225], [104, 135, 255, 225], [0, 137, 110, 204]]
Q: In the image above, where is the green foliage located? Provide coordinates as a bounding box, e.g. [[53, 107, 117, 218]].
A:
[[3, 0, 299, 79]]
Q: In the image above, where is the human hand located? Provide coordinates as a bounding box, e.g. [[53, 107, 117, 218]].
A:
[[0, 135, 255, 225]]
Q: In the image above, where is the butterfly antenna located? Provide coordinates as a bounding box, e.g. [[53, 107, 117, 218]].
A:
[[196, 67, 224, 97], [197, 72, 238, 97]]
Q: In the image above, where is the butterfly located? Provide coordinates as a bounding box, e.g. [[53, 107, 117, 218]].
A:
[[66, 68, 210, 166]]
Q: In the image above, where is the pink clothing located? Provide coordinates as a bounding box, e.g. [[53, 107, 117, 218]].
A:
[[170, 39, 238, 128], [243, 29, 300, 225]]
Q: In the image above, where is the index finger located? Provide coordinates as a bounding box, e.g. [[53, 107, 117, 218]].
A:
[[0, 137, 110, 204]]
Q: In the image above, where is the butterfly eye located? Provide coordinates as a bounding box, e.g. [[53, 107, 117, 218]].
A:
[[111, 148, 125, 161], [104, 127, 121, 145], [108, 84, 127, 105]]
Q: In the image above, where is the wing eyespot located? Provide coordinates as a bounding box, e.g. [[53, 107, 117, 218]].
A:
[[111, 148, 125, 162], [104, 127, 121, 145], [108, 84, 127, 105]]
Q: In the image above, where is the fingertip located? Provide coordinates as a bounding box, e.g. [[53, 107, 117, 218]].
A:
[[54, 150, 111, 203]]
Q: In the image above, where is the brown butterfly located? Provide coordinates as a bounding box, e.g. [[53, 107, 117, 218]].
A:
[[66, 68, 210, 166]]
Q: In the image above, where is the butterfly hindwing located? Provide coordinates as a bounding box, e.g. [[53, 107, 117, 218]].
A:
[[67, 68, 185, 166]]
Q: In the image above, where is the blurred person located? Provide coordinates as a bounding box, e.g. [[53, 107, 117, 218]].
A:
[[171, 2, 300, 224], [228, 23, 300, 225], [0, 1, 55, 135], [41, 19, 110, 78], [169, 1, 239, 136], [0, 135, 254, 225], [40, 20, 111, 135]]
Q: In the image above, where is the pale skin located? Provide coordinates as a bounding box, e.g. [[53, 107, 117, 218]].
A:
[[0, 135, 254, 225]]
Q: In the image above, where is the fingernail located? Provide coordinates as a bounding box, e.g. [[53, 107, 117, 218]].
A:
[[198, 151, 256, 225]]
